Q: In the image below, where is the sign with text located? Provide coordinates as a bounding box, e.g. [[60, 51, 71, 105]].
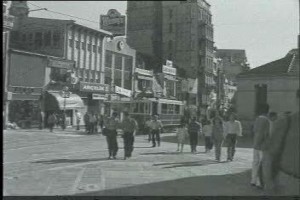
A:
[[92, 93, 107, 100], [162, 65, 176, 76], [166, 60, 173, 68], [48, 58, 75, 70], [135, 68, 153, 76], [115, 86, 132, 97], [79, 82, 107, 93], [100, 9, 125, 36]]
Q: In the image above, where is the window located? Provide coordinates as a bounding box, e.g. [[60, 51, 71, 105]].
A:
[[115, 54, 122, 70], [75, 41, 80, 49], [114, 70, 122, 87], [81, 42, 86, 50], [168, 40, 173, 50], [169, 9, 173, 18], [124, 56, 133, 72], [169, 23, 173, 33], [98, 46, 101, 53], [44, 31, 51, 46], [124, 71, 132, 90], [35, 32, 42, 48], [87, 43, 91, 51], [53, 31, 61, 47], [92, 45, 96, 53], [69, 39, 74, 47], [162, 104, 168, 114], [105, 68, 112, 84], [22, 34, 26, 42], [139, 103, 144, 113], [49, 67, 68, 82], [175, 105, 180, 114], [105, 51, 112, 68]]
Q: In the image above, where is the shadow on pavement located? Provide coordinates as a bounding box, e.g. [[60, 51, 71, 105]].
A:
[[153, 159, 221, 169], [161, 135, 254, 149], [77, 169, 267, 196], [32, 157, 108, 164]]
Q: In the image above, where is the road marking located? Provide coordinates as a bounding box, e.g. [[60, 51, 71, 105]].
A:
[[71, 168, 86, 194]]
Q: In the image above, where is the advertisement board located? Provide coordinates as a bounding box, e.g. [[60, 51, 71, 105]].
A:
[[79, 82, 107, 93], [100, 9, 125, 36], [115, 86, 132, 97], [162, 65, 176, 76]]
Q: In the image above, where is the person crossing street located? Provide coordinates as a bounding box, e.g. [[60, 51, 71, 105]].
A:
[[150, 115, 163, 147], [121, 112, 138, 160], [104, 112, 120, 159], [188, 116, 202, 153]]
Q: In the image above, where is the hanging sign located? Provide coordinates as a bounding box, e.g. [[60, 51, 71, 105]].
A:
[[115, 86, 132, 97]]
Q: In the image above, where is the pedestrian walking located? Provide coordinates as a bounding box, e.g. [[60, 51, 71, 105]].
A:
[[145, 118, 152, 142], [250, 103, 270, 189], [150, 115, 163, 147], [176, 123, 188, 152], [188, 116, 202, 153], [84, 112, 90, 133], [202, 119, 213, 153], [212, 111, 225, 162], [75, 110, 81, 130], [47, 113, 56, 132], [89, 113, 96, 134], [268, 112, 278, 136], [262, 89, 300, 195], [121, 112, 138, 160], [104, 112, 120, 159], [61, 112, 66, 131], [223, 113, 242, 161]]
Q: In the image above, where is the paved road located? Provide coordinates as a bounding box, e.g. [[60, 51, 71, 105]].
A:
[[3, 128, 265, 196]]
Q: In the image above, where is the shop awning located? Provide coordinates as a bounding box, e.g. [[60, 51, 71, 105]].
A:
[[47, 92, 84, 110]]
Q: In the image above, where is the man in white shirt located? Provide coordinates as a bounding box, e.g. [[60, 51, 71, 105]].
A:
[[224, 113, 243, 161], [75, 110, 82, 131], [150, 115, 163, 147]]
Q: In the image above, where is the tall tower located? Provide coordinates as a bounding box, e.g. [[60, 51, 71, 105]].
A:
[[9, 1, 29, 18]]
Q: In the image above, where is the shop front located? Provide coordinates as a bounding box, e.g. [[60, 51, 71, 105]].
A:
[[8, 86, 43, 129]]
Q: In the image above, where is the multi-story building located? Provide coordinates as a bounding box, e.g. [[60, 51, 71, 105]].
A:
[[9, 1, 113, 119], [216, 49, 250, 84], [3, 0, 14, 127], [127, 0, 215, 111]]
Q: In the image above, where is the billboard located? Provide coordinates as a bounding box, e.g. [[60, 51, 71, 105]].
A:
[[100, 9, 125, 36]]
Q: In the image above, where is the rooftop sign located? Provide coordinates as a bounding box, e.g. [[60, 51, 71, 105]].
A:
[[100, 9, 125, 36]]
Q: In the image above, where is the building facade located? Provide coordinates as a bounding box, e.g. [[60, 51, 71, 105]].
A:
[[127, 0, 215, 111], [236, 49, 299, 121], [100, 9, 126, 36]]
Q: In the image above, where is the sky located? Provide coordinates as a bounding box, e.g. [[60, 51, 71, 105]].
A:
[[8, 0, 299, 68]]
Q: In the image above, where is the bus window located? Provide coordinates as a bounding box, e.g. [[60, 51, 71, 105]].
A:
[[133, 103, 138, 113], [168, 104, 174, 114], [139, 103, 144, 113], [145, 103, 150, 114], [162, 104, 168, 114], [175, 105, 180, 114]]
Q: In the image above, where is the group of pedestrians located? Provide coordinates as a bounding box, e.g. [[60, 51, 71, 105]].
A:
[[250, 88, 299, 195], [83, 111, 104, 134], [175, 111, 243, 162]]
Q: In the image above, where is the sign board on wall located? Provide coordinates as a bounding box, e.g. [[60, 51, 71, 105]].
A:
[[166, 60, 173, 68], [92, 93, 107, 100], [48, 58, 75, 70], [115, 86, 132, 97], [100, 9, 125, 36], [135, 68, 153, 76], [79, 82, 107, 93], [163, 65, 176, 76]]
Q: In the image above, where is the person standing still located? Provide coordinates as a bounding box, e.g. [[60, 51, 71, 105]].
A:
[[47, 113, 56, 132], [121, 112, 138, 160], [150, 115, 163, 147], [212, 111, 225, 162], [75, 110, 81, 131], [188, 117, 202, 153], [104, 112, 120, 159], [145, 118, 152, 142], [224, 113, 242, 161], [251, 103, 270, 188], [176, 123, 188, 152], [89, 113, 96, 134], [84, 112, 90, 134]]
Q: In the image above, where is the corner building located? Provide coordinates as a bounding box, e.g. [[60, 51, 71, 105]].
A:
[[127, 0, 215, 108]]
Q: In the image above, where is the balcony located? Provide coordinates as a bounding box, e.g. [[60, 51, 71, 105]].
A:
[[3, 14, 14, 30]]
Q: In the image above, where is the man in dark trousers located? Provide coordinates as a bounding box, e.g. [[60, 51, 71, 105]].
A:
[[104, 112, 120, 159], [83, 112, 90, 133], [188, 116, 202, 153], [121, 112, 138, 160], [150, 115, 163, 147]]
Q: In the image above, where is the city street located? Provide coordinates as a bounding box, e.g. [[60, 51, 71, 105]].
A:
[[4, 128, 265, 196]]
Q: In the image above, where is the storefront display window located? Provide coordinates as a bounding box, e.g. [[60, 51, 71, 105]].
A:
[[50, 67, 69, 83], [115, 53, 122, 70], [114, 70, 122, 87], [105, 51, 112, 68]]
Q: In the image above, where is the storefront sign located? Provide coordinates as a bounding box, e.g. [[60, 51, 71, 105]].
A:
[[164, 74, 176, 81], [135, 68, 153, 76], [79, 82, 107, 93], [163, 65, 176, 76], [115, 86, 132, 97], [48, 58, 75, 70], [100, 9, 125, 36], [92, 93, 107, 100]]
